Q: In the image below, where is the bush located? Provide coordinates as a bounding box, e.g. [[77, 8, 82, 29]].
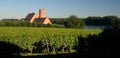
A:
[[64, 15, 84, 28]]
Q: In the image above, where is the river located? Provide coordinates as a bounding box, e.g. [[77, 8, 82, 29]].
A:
[[84, 25, 105, 30]]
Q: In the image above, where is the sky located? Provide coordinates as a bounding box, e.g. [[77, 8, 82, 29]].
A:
[[0, 0, 120, 19]]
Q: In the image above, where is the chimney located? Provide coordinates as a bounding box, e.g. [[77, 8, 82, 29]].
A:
[[39, 9, 45, 18]]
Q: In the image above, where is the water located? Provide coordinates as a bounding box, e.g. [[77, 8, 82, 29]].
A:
[[84, 25, 105, 30]]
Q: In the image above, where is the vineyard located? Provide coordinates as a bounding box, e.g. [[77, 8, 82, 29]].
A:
[[0, 27, 102, 55]]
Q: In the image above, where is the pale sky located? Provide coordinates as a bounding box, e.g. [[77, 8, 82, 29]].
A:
[[0, 0, 120, 19]]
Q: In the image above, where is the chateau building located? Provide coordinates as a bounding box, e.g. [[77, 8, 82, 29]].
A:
[[24, 9, 52, 24]]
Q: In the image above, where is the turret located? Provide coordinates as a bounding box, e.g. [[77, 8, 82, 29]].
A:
[[39, 9, 45, 18]]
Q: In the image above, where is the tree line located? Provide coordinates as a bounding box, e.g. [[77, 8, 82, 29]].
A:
[[0, 15, 120, 28], [0, 19, 64, 28], [51, 15, 120, 27], [85, 16, 120, 26]]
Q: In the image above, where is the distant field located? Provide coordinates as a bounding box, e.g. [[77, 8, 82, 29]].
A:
[[0, 27, 102, 55]]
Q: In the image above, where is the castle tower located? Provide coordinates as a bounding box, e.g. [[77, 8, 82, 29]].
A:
[[39, 9, 45, 18]]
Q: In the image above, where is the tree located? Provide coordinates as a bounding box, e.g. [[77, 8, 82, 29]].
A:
[[85, 16, 102, 26], [64, 15, 84, 28], [0, 41, 23, 56], [103, 16, 120, 27], [86, 26, 120, 57]]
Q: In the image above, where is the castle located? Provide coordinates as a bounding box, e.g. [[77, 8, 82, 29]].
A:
[[24, 9, 52, 24]]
